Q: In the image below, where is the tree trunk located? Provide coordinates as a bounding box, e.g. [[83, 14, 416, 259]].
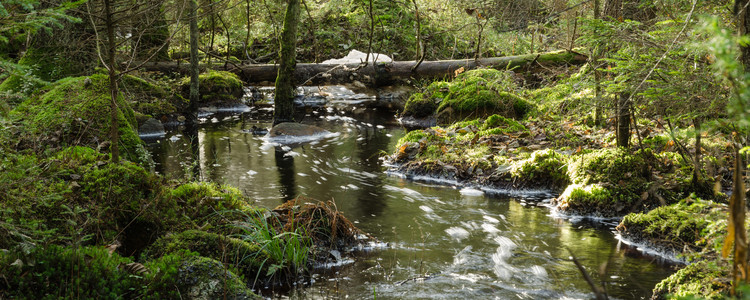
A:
[[616, 93, 630, 148], [187, 0, 200, 126], [273, 0, 301, 125], [138, 50, 587, 86], [737, 0, 750, 67], [731, 150, 749, 294], [593, 0, 603, 126], [105, 0, 120, 162], [692, 117, 703, 188]]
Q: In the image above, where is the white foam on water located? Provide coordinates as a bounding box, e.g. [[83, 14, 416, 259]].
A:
[[481, 223, 501, 234], [419, 205, 433, 213], [445, 227, 470, 241], [460, 187, 485, 196], [284, 151, 300, 157], [483, 215, 500, 224], [264, 131, 341, 145], [528, 265, 548, 280], [246, 170, 257, 176]]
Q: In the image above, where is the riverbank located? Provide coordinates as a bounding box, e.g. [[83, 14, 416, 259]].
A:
[[0, 73, 371, 298], [386, 67, 739, 298]]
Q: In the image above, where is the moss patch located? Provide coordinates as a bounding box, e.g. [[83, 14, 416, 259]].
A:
[[146, 230, 270, 282], [510, 149, 570, 187], [401, 69, 532, 124], [11, 74, 146, 163], [555, 148, 662, 216], [120, 74, 183, 119], [651, 260, 730, 300], [0, 245, 259, 299], [617, 199, 726, 256], [180, 70, 244, 105]]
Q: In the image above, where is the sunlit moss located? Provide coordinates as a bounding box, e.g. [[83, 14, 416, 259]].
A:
[[401, 69, 533, 123], [510, 149, 570, 187], [651, 260, 729, 300]]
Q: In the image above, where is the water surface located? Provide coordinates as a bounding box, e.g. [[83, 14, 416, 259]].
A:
[[147, 89, 675, 299]]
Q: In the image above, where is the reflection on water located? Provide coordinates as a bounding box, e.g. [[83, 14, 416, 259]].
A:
[[147, 101, 675, 299]]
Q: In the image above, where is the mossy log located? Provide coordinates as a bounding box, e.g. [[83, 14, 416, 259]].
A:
[[135, 50, 587, 86]]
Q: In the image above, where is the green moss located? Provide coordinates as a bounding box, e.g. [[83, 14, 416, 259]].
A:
[[402, 92, 438, 118], [617, 199, 724, 255], [11, 75, 145, 163], [0, 244, 260, 299], [148, 253, 258, 299], [170, 182, 256, 217], [146, 230, 270, 280], [651, 260, 729, 300], [0, 245, 143, 299], [0, 47, 87, 95], [401, 69, 532, 123], [524, 80, 592, 119], [555, 148, 658, 216], [511, 149, 570, 187], [181, 70, 244, 104]]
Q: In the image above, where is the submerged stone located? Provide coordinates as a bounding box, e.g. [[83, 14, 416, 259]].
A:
[[139, 117, 166, 138], [269, 122, 329, 137]]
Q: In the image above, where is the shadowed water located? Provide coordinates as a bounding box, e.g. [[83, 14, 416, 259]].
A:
[[147, 88, 675, 299]]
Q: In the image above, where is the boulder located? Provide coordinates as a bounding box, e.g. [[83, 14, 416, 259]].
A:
[[139, 118, 166, 138]]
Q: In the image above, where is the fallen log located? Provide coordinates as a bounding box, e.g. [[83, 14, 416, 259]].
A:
[[137, 49, 586, 86]]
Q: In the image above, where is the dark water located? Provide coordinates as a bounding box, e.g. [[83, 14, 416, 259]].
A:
[[146, 88, 675, 299]]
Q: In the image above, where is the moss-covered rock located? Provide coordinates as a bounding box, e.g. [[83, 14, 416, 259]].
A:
[[146, 230, 270, 281], [401, 69, 532, 124], [510, 149, 570, 188], [170, 182, 259, 220], [401, 81, 450, 118], [180, 70, 244, 105], [651, 260, 730, 300], [0, 47, 89, 95], [555, 148, 659, 216], [159, 255, 258, 300], [617, 199, 726, 256], [120, 74, 184, 120], [11, 74, 146, 163]]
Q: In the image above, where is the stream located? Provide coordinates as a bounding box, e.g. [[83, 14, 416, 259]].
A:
[[146, 86, 676, 299]]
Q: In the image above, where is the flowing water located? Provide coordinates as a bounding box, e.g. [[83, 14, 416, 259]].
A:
[[146, 86, 676, 299]]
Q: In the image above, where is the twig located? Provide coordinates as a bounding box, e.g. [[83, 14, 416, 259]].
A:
[[567, 248, 608, 300]]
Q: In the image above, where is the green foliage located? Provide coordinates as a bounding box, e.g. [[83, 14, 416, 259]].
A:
[[0, 244, 258, 299], [233, 210, 311, 279], [701, 17, 750, 128]]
